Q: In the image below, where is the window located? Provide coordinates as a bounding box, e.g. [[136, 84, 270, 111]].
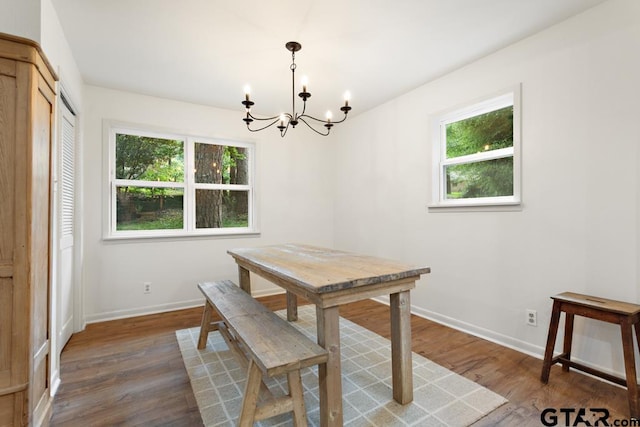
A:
[[431, 86, 521, 209], [106, 123, 255, 238]]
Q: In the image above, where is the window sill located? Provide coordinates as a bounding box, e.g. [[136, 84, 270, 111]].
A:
[[428, 201, 522, 213], [103, 229, 261, 243]]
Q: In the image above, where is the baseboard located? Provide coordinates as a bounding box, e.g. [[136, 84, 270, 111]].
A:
[[83, 287, 285, 324], [84, 298, 205, 324], [49, 371, 61, 397], [60, 316, 73, 346], [383, 297, 546, 359], [372, 296, 627, 387], [81, 291, 627, 387]]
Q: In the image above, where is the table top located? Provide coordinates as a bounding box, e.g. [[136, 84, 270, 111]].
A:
[[228, 243, 431, 294]]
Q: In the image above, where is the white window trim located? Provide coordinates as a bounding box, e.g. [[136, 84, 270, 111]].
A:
[[430, 85, 522, 211], [103, 121, 258, 240]]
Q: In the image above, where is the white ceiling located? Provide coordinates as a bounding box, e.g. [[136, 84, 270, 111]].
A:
[[51, 0, 606, 118]]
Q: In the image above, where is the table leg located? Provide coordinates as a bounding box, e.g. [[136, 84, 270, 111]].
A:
[[287, 292, 298, 321], [621, 321, 640, 419], [390, 290, 413, 404], [238, 265, 251, 294], [316, 305, 343, 427], [541, 301, 561, 383]]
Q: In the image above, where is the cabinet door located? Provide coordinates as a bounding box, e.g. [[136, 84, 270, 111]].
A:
[[0, 57, 23, 427], [0, 35, 56, 427]]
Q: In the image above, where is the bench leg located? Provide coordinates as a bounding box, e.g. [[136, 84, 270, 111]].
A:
[[287, 370, 308, 427], [621, 321, 640, 419], [239, 359, 262, 427], [541, 301, 562, 383], [562, 313, 574, 372], [197, 301, 214, 349]]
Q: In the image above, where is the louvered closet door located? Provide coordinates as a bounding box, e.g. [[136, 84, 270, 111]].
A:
[[57, 98, 76, 349], [30, 61, 55, 424]]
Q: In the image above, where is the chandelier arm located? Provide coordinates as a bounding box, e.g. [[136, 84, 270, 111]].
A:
[[326, 112, 349, 125], [299, 99, 307, 118], [247, 111, 281, 121], [247, 118, 281, 132], [299, 112, 348, 125], [297, 113, 325, 123], [298, 117, 330, 136]]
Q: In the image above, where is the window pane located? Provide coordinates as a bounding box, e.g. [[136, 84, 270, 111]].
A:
[[445, 157, 513, 199], [115, 133, 184, 182], [195, 190, 249, 228], [116, 186, 184, 230], [195, 143, 248, 185], [446, 106, 513, 159]]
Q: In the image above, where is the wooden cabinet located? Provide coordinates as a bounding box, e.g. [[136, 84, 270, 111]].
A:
[[0, 33, 57, 426]]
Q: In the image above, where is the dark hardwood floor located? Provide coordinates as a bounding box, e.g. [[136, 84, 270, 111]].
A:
[[51, 296, 629, 426]]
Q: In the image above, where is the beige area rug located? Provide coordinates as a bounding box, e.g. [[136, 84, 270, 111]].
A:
[[176, 305, 507, 427]]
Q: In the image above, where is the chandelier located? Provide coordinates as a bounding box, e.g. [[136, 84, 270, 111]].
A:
[[241, 41, 352, 137]]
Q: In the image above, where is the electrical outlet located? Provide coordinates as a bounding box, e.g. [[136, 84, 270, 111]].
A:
[[143, 282, 151, 294], [526, 309, 537, 326]]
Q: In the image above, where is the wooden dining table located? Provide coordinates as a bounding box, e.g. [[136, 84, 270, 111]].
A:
[[227, 243, 430, 427]]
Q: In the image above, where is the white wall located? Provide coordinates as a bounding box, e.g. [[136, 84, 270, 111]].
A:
[[41, 0, 83, 105], [332, 0, 640, 378], [82, 86, 334, 322], [0, 0, 41, 42]]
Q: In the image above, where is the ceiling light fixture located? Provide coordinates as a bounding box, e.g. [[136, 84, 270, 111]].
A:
[[242, 41, 352, 137]]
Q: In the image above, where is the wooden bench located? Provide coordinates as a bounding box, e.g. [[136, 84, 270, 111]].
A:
[[197, 280, 328, 427], [541, 292, 640, 418]]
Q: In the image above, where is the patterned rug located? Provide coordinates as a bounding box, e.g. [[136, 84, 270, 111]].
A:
[[176, 305, 507, 426]]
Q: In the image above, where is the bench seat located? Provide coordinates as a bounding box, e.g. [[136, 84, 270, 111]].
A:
[[197, 280, 328, 426]]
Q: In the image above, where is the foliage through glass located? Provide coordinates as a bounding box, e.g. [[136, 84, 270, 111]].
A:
[[195, 190, 248, 228], [116, 186, 184, 230], [444, 106, 514, 200], [115, 134, 184, 181], [194, 142, 249, 229], [445, 158, 513, 199], [113, 133, 251, 232]]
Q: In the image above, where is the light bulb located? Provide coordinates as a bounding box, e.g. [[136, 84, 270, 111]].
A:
[[301, 76, 308, 92], [325, 110, 333, 122], [343, 91, 351, 106], [243, 85, 251, 101]]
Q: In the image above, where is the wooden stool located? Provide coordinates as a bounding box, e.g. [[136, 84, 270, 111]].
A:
[[541, 292, 640, 418]]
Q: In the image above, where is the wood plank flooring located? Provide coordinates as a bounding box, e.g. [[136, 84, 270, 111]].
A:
[[51, 296, 630, 426]]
